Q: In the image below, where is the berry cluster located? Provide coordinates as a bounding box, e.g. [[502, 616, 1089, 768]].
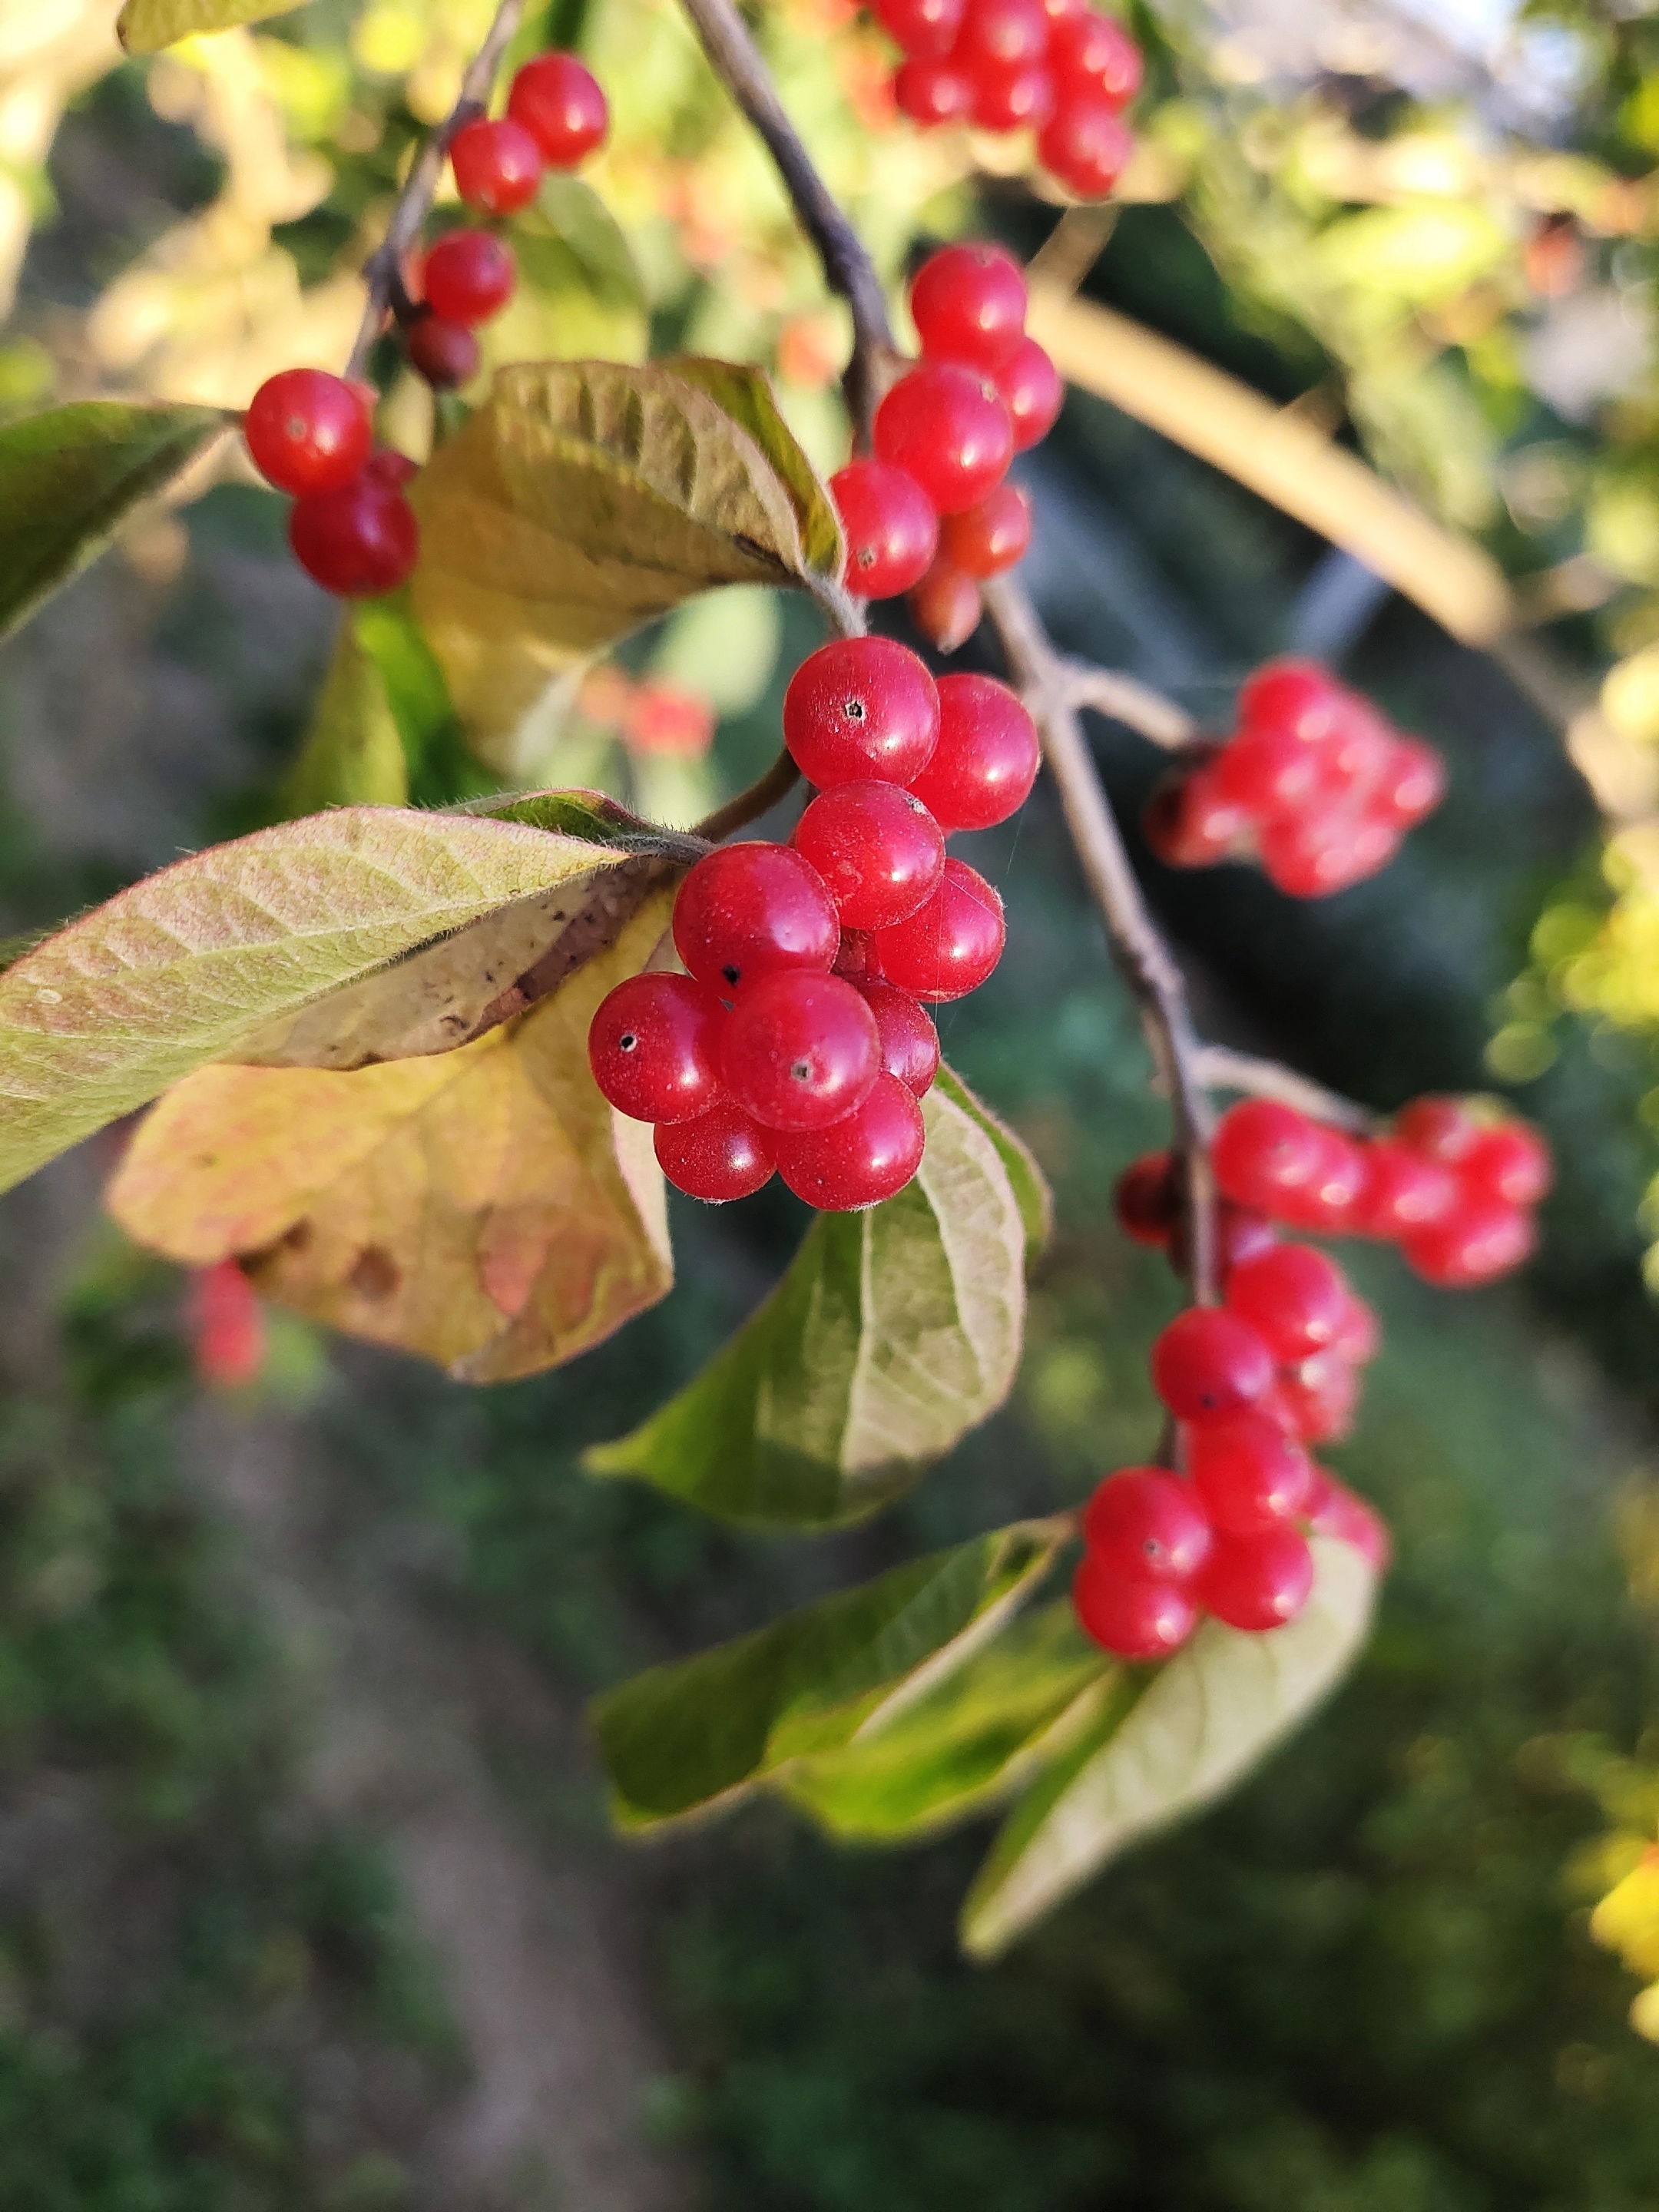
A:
[[830, 243, 1061, 651], [588, 637, 1038, 1209], [244, 370, 422, 598], [1144, 659, 1447, 898], [874, 0, 1141, 202]]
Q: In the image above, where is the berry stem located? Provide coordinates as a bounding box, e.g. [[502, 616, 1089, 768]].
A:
[[691, 746, 803, 843], [1062, 662, 1199, 751], [1194, 1046, 1376, 1137]]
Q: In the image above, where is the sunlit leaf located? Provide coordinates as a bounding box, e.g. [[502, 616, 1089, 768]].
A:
[[281, 617, 409, 815], [932, 1065, 1051, 1257], [591, 1521, 1065, 1829], [665, 356, 843, 582], [584, 1076, 1030, 1528], [117, 0, 308, 50]]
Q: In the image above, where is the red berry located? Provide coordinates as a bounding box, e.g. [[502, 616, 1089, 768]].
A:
[[364, 449, 419, 488], [588, 972, 726, 1124], [1038, 89, 1132, 197], [1186, 1412, 1312, 1537], [289, 478, 419, 597], [1393, 1096, 1480, 1165], [406, 313, 480, 389], [1403, 1198, 1535, 1287], [874, 362, 1015, 515], [1083, 1467, 1213, 1582], [1142, 760, 1248, 869], [1050, 9, 1142, 102], [938, 481, 1032, 578], [907, 671, 1039, 832], [1212, 1101, 1326, 1214], [721, 970, 881, 1133], [994, 336, 1062, 451], [1237, 660, 1343, 741], [830, 460, 939, 599], [773, 1071, 926, 1208], [795, 781, 945, 929], [870, 855, 1005, 1001], [1373, 735, 1445, 827], [1150, 1306, 1274, 1422], [907, 559, 982, 651], [1268, 1128, 1369, 1233], [449, 115, 544, 214], [673, 843, 839, 995], [910, 242, 1028, 370], [1459, 1121, 1551, 1207], [1197, 1525, 1314, 1631], [1114, 1151, 1179, 1247], [244, 369, 372, 496], [1258, 810, 1396, 899], [1333, 1294, 1381, 1365], [893, 57, 976, 124], [1170, 1199, 1279, 1286], [1354, 1139, 1456, 1237], [1273, 1351, 1359, 1445], [783, 637, 940, 787], [190, 1260, 266, 1389], [1225, 1242, 1349, 1361], [853, 980, 940, 1095], [1303, 1470, 1392, 1573], [506, 51, 609, 167], [654, 1101, 775, 1201], [876, 0, 966, 55], [1215, 721, 1325, 821], [970, 60, 1056, 128], [1072, 1555, 1197, 1660], [832, 928, 882, 984], [956, 0, 1050, 68], [423, 230, 516, 324]]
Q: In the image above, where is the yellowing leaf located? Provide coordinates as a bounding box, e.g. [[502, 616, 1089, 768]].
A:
[[664, 356, 843, 583], [105, 894, 674, 1382], [118, 0, 309, 50]]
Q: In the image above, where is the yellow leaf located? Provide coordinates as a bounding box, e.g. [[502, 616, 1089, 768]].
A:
[[118, 0, 309, 52], [106, 895, 674, 1382], [1591, 1851, 1659, 1978]]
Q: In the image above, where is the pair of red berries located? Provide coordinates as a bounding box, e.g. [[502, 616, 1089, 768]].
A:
[[830, 243, 1061, 654], [243, 369, 421, 597], [1144, 660, 1448, 899], [876, 0, 1141, 202], [588, 637, 1039, 1209]]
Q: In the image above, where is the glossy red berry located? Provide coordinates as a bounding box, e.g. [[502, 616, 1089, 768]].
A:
[[854, 980, 940, 1096], [1171, 1200, 1279, 1286], [874, 362, 1015, 515], [893, 56, 976, 124], [1114, 1151, 1179, 1247], [406, 313, 480, 389], [1215, 721, 1324, 820], [1237, 659, 1343, 741], [1393, 1095, 1480, 1165], [907, 672, 1040, 832], [1197, 1525, 1314, 1631], [449, 115, 544, 215], [364, 449, 419, 488], [956, 0, 1050, 68], [876, 0, 966, 55], [1303, 1471, 1392, 1573], [1038, 90, 1132, 198], [938, 481, 1032, 578], [783, 637, 940, 788], [796, 782, 945, 930], [910, 242, 1028, 371], [1403, 1198, 1535, 1287], [1073, 1555, 1196, 1659], [507, 52, 609, 167], [1150, 1306, 1273, 1422], [672, 843, 839, 995], [1269, 1128, 1369, 1233], [994, 336, 1063, 451], [1186, 1411, 1312, 1538], [244, 369, 372, 496], [588, 972, 726, 1124], [290, 478, 419, 597], [1083, 1468, 1212, 1582], [1050, 9, 1142, 102], [1224, 1243, 1349, 1361], [1459, 1121, 1551, 1207], [830, 460, 939, 599], [1334, 1294, 1381, 1366], [1142, 762, 1249, 869], [969, 61, 1056, 130], [423, 230, 516, 324], [1354, 1139, 1456, 1237], [720, 970, 881, 1133], [907, 558, 982, 651], [871, 856, 1005, 1002], [654, 1101, 775, 1201], [1211, 1101, 1325, 1213], [1373, 735, 1445, 827], [1273, 1350, 1360, 1445], [773, 1071, 926, 1209], [1258, 809, 1396, 899]]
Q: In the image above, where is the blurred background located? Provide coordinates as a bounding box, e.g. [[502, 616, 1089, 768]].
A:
[[5, 0, 1659, 2203]]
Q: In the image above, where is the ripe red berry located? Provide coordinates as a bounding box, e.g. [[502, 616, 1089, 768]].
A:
[[1114, 1151, 1179, 1247], [796, 781, 945, 929], [1334, 1294, 1381, 1366], [938, 481, 1032, 578], [1373, 735, 1445, 828], [673, 843, 839, 995], [1170, 1199, 1279, 1286], [876, 0, 966, 55], [969, 61, 1056, 130], [364, 449, 419, 488], [1403, 1198, 1535, 1287], [1150, 1306, 1274, 1422], [994, 336, 1062, 451], [907, 671, 1040, 832], [423, 230, 516, 324], [289, 478, 419, 597], [870, 855, 1005, 1001], [449, 115, 544, 215], [406, 313, 480, 389], [853, 980, 940, 1096], [1393, 1095, 1480, 1165], [783, 637, 940, 788], [1142, 761, 1250, 869], [874, 362, 1015, 515], [907, 559, 982, 651], [1303, 1470, 1392, 1573], [244, 369, 372, 496], [1273, 1350, 1359, 1444], [1224, 1243, 1349, 1361], [1353, 1139, 1456, 1238], [721, 970, 881, 1133], [1459, 1121, 1551, 1207], [1072, 1554, 1197, 1659], [910, 242, 1028, 370], [1269, 1127, 1369, 1233], [1237, 660, 1342, 742], [1186, 1412, 1312, 1538], [1083, 1467, 1213, 1582], [893, 57, 976, 124], [1258, 810, 1396, 899], [1211, 1101, 1326, 1214], [1196, 1526, 1314, 1632], [506, 51, 609, 167], [587, 972, 726, 1124], [773, 1070, 926, 1208], [1050, 9, 1142, 101], [654, 1101, 775, 1202], [190, 1260, 266, 1390], [1215, 721, 1324, 820], [830, 460, 939, 598], [956, 0, 1050, 68], [1038, 90, 1132, 198]]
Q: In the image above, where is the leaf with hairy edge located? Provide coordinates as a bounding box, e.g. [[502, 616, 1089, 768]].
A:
[[0, 808, 672, 1197], [591, 1522, 1065, 1829], [0, 403, 228, 645], [666, 356, 843, 582], [282, 618, 409, 815], [960, 1538, 1378, 1960], [118, 0, 306, 48], [462, 788, 707, 860], [584, 1077, 1029, 1528], [409, 359, 827, 767], [933, 1065, 1051, 1257], [105, 892, 673, 1382], [783, 1603, 1110, 1842]]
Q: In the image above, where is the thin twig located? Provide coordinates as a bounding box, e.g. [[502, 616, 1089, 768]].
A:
[[694, 749, 803, 843], [346, 0, 528, 382], [1065, 663, 1198, 750], [1194, 1047, 1376, 1137]]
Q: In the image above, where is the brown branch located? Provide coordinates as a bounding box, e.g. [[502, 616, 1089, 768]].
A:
[[1194, 1047, 1376, 1137], [346, 0, 528, 382], [1064, 663, 1197, 750], [694, 748, 803, 843]]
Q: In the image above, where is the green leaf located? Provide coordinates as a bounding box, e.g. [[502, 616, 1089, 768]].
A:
[[665, 356, 844, 583], [459, 787, 706, 862], [934, 1065, 1051, 1257], [782, 1602, 1108, 1841], [591, 1522, 1065, 1829], [584, 1077, 1031, 1528], [282, 618, 409, 816], [118, 0, 307, 50], [0, 807, 674, 1197], [0, 402, 228, 646], [526, 176, 647, 310], [960, 1537, 1378, 1960]]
